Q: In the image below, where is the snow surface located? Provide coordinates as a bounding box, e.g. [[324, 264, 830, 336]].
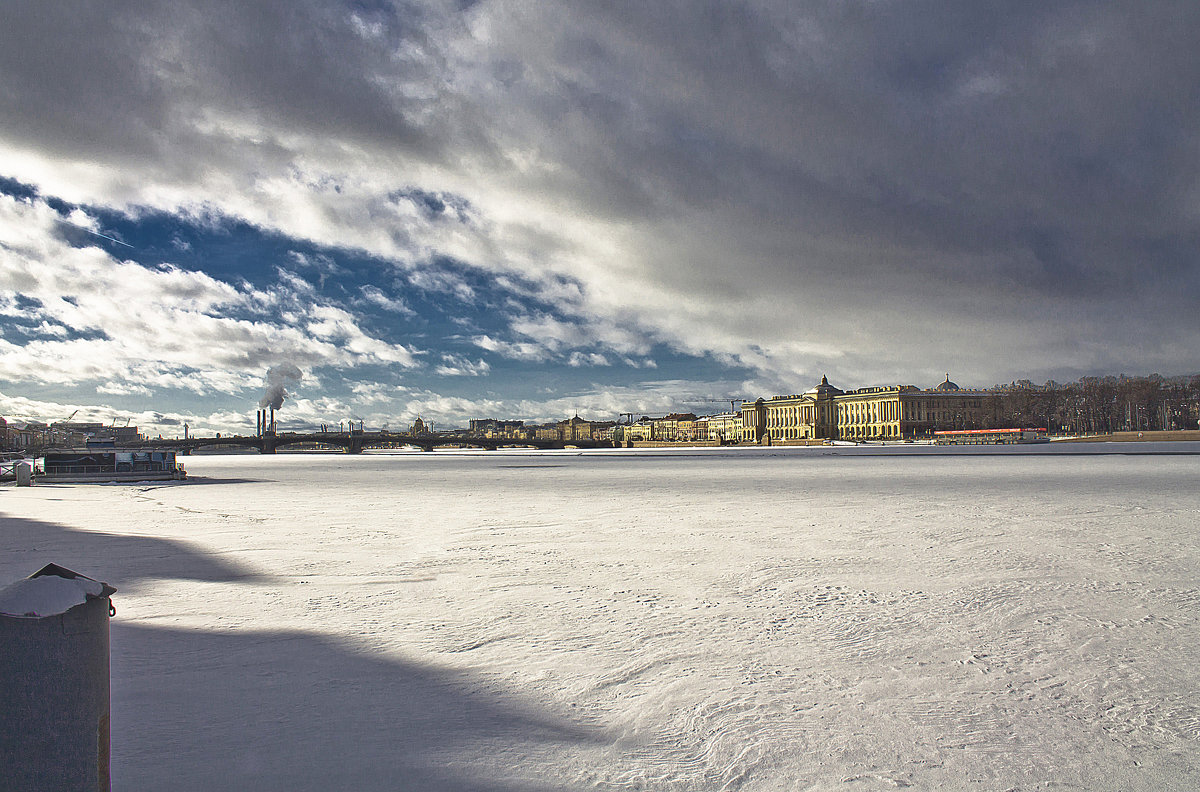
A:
[[1, 444, 1198, 790], [0, 570, 104, 617]]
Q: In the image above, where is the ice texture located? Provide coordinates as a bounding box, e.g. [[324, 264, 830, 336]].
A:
[[1, 444, 1197, 790]]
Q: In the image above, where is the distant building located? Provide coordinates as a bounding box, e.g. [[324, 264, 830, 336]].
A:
[[469, 419, 526, 438], [41, 421, 142, 446], [10, 422, 50, 450], [590, 421, 618, 442], [653, 413, 698, 441], [614, 420, 654, 442], [454, 374, 998, 448], [702, 413, 739, 442], [741, 375, 998, 443], [107, 426, 142, 443], [557, 415, 593, 442], [52, 421, 105, 435]]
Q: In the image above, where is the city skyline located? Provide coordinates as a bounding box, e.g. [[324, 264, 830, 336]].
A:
[[3, 3, 1199, 436]]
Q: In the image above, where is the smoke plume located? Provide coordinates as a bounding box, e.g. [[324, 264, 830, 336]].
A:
[[259, 364, 302, 410]]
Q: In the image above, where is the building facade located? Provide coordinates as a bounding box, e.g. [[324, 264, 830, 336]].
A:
[[741, 376, 998, 443], [469, 419, 526, 438], [558, 415, 594, 442], [652, 413, 698, 442], [702, 413, 740, 442]]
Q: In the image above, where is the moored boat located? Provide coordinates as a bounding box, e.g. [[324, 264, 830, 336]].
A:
[[37, 449, 186, 482]]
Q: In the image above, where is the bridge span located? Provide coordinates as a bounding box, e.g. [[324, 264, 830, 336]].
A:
[[129, 431, 616, 454]]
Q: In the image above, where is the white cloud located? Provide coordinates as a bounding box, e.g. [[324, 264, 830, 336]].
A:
[[470, 334, 549, 362], [97, 381, 153, 396], [274, 267, 318, 298], [350, 381, 398, 405], [304, 304, 420, 366], [405, 268, 476, 303], [0, 389, 210, 437], [359, 285, 415, 316], [11, 321, 70, 338], [467, 312, 652, 369], [434, 354, 491, 377], [567, 351, 609, 367], [509, 313, 649, 356], [0, 194, 423, 393]]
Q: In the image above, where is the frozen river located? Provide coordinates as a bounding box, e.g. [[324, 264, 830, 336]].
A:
[[2, 445, 1198, 790]]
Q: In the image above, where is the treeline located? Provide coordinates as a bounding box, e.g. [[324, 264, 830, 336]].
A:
[[994, 374, 1200, 434]]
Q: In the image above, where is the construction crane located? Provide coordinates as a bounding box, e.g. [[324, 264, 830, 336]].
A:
[[700, 398, 743, 415], [61, 409, 78, 424]]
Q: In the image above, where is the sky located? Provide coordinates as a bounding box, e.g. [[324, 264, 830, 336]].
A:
[[2, 1, 1198, 436]]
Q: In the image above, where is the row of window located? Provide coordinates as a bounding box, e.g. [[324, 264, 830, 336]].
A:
[[757, 399, 989, 432]]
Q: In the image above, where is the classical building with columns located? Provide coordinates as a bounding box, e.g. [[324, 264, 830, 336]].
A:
[[739, 375, 998, 443]]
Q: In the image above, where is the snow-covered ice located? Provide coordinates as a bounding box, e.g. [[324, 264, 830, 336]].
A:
[[1, 445, 1198, 790]]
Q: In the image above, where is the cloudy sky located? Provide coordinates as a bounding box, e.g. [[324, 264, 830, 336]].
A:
[[2, 1, 1198, 435]]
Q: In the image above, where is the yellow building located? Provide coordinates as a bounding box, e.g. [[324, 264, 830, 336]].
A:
[[652, 413, 698, 441], [701, 413, 740, 442], [614, 421, 654, 442], [741, 376, 997, 443], [558, 415, 594, 442]]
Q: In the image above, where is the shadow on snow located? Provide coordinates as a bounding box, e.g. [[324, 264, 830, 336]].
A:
[[0, 512, 267, 589], [1, 512, 601, 791], [112, 623, 599, 791]]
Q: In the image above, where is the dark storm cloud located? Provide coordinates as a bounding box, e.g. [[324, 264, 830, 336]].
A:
[[1, 0, 1198, 392], [463, 0, 1200, 378], [0, 0, 478, 176], [516, 0, 1199, 274]]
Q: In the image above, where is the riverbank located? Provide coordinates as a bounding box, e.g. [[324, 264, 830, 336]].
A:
[[1061, 430, 1200, 442]]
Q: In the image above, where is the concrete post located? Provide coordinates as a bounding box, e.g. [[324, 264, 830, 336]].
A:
[[0, 564, 116, 792]]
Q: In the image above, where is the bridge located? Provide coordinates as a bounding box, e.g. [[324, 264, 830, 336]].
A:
[[126, 431, 616, 454]]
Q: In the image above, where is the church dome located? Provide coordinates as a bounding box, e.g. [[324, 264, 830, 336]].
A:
[[804, 375, 843, 398], [933, 375, 960, 391]]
